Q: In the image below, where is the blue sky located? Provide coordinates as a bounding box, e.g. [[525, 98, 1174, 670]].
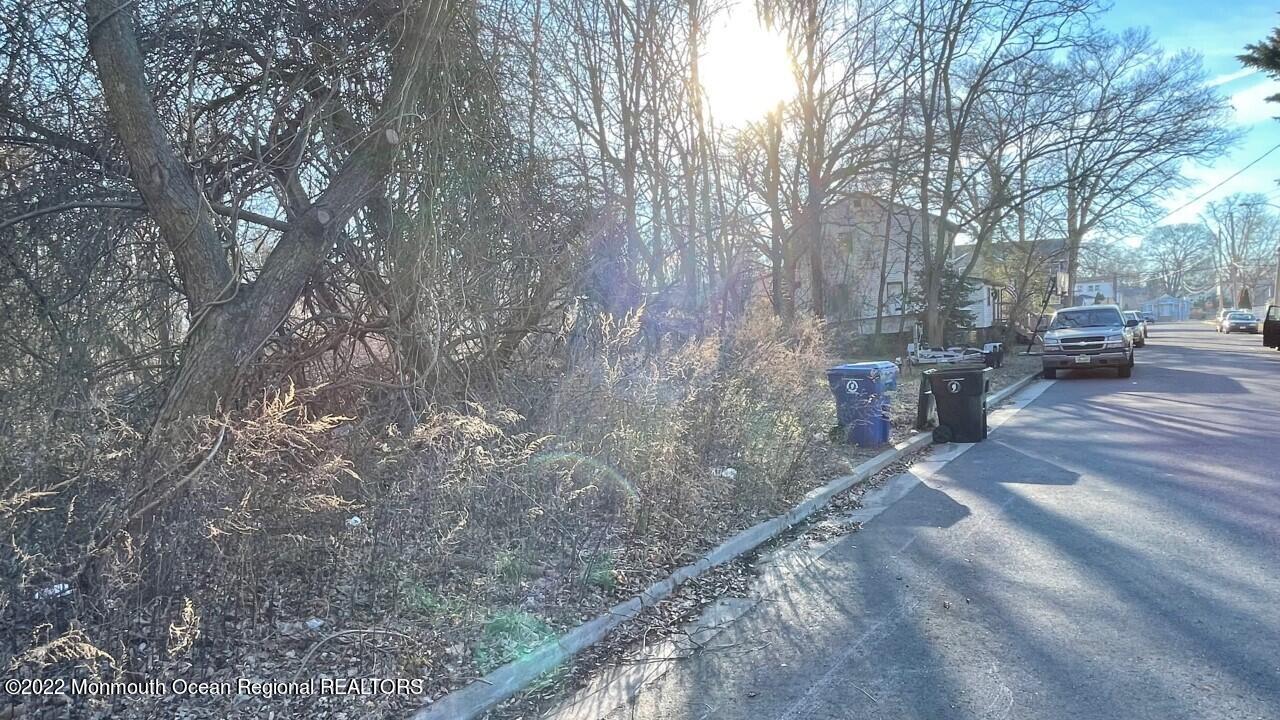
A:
[[1102, 0, 1280, 227]]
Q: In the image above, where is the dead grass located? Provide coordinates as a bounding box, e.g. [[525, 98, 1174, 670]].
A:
[[0, 310, 1038, 719]]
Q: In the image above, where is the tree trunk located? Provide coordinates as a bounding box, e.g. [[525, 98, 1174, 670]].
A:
[[86, 0, 453, 482], [873, 217, 892, 336], [876, 107, 909, 337], [899, 217, 912, 335], [1066, 226, 1085, 305], [764, 111, 792, 320], [807, 192, 826, 318]]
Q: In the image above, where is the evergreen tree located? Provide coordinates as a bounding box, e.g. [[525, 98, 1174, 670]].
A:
[[908, 265, 978, 335], [1241, 27, 1280, 105]]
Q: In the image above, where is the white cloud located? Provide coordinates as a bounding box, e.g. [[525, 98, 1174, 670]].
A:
[[1209, 67, 1258, 87], [1230, 80, 1280, 125]]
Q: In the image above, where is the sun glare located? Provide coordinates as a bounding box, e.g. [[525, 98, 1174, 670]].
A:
[[700, 5, 796, 128]]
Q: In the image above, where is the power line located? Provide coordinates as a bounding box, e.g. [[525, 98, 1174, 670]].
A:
[[1154, 140, 1280, 223]]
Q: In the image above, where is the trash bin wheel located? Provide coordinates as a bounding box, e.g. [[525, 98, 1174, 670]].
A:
[[932, 424, 953, 444]]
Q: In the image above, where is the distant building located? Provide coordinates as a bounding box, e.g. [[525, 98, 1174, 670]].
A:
[[1118, 285, 1156, 312], [1247, 283, 1274, 312], [1073, 279, 1122, 307], [1142, 295, 1191, 321]]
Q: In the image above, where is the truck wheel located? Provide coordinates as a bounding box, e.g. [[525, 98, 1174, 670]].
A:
[[1118, 359, 1132, 378], [1042, 368, 1056, 379]]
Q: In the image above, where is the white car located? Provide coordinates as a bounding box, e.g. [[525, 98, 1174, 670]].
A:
[[1222, 311, 1261, 334], [1122, 311, 1147, 347], [1215, 308, 1238, 332]]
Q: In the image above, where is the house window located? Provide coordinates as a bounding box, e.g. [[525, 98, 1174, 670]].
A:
[[837, 230, 854, 252], [884, 281, 903, 314], [829, 282, 850, 317]]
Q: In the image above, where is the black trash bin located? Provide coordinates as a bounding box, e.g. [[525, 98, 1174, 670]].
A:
[[982, 342, 1004, 368], [924, 365, 992, 443]]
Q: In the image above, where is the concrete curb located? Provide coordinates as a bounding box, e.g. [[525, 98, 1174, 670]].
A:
[[988, 368, 1042, 407], [411, 371, 1043, 720]]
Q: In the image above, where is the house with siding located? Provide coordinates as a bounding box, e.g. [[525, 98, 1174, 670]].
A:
[[1073, 278, 1123, 307], [799, 192, 1002, 335], [1142, 295, 1192, 321]]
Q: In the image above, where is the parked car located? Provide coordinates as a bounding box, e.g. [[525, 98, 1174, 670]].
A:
[[1215, 308, 1237, 332], [1041, 305, 1136, 379], [1141, 311, 1155, 324], [1222, 311, 1261, 334], [1265, 305, 1280, 349], [1123, 311, 1147, 346]]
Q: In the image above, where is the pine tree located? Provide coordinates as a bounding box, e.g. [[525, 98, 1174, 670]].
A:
[[1241, 27, 1280, 105], [907, 265, 978, 336]]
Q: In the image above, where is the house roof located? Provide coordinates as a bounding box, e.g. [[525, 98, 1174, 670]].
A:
[[843, 191, 965, 235]]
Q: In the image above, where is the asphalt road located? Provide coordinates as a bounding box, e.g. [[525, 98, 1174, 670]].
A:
[[553, 321, 1280, 720]]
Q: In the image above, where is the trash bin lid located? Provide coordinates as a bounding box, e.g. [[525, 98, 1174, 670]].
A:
[[923, 365, 991, 396], [828, 361, 898, 389], [922, 364, 991, 378], [828, 360, 896, 375]]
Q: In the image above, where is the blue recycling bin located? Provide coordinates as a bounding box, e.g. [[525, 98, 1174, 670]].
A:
[[826, 361, 898, 447]]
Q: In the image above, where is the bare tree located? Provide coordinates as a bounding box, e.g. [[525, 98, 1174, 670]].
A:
[[1140, 223, 1214, 297], [906, 0, 1089, 345], [1058, 29, 1236, 300], [758, 0, 905, 318], [77, 0, 458, 504], [986, 167, 1067, 345], [1202, 194, 1280, 307]]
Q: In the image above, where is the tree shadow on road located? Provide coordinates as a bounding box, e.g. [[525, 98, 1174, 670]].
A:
[[966, 439, 1081, 485]]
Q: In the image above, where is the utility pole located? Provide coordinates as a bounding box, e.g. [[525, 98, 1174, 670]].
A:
[[1273, 244, 1280, 308]]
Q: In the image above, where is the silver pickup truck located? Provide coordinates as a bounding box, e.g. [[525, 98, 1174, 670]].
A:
[[1041, 305, 1136, 379]]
